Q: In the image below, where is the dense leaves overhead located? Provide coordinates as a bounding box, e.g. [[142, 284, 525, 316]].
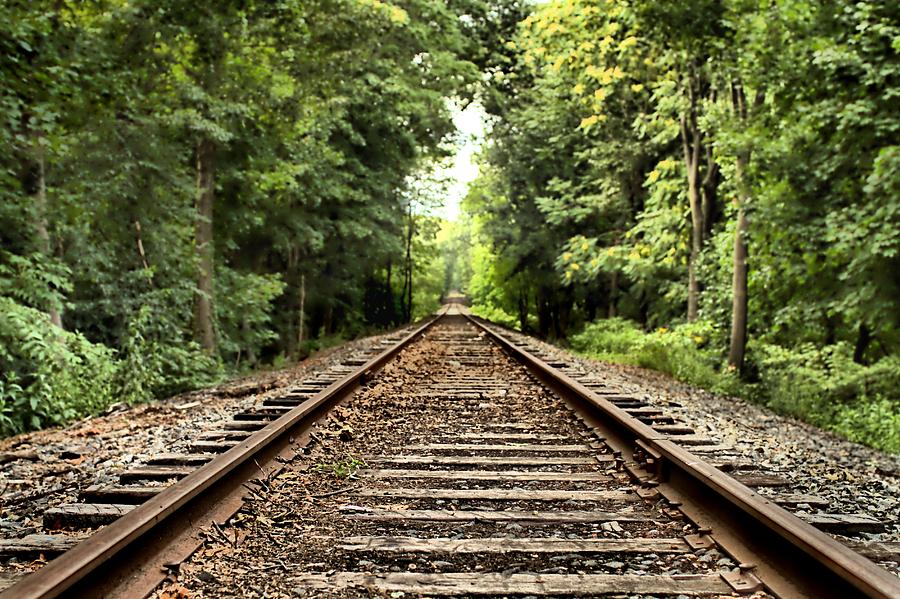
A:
[[460, 0, 899, 450], [0, 0, 490, 434]]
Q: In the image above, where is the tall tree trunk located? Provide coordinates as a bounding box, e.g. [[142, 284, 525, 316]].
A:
[[23, 133, 63, 328], [681, 95, 704, 322], [297, 272, 306, 351], [518, 289, 529, 332], [607, 271, 618, 318], [402, 204, 414, 322], [853, 323, 871, 365], [727, 85, 763, 373], [193, 138, 216, 354], [727, 198, 749, 371], [34, 160, 63, 329]]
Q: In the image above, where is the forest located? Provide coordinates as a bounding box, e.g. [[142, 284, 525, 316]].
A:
[[1, 1, 898, 451]]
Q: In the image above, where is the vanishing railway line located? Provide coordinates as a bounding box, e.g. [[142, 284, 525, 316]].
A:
[[2, 302, 899, 597]]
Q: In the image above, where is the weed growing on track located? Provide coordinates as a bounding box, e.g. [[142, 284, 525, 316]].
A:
[[315, 455, 368, 479]]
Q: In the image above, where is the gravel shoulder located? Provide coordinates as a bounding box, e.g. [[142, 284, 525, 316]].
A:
[[0, 326, 412, 583]]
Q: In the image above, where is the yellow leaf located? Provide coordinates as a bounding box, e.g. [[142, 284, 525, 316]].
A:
[[579, 114, 600, 129]]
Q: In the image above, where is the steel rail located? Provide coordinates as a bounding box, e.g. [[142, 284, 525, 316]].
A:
[[2, 308, 448, 599], [465, 312, 900, 599]]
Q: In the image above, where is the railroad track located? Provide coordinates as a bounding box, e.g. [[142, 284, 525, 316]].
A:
[[2, 303, 899, 597]]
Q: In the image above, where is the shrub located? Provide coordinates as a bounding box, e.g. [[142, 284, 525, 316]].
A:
[[569, 317, 645, 359], [570, 316, 900, 454], [0, 297, 117, 435], [115, 305, 220, 405], [469, 304, 518, 329], [571, 317, 742, 395]]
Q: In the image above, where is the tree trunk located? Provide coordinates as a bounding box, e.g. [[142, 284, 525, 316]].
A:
[[853, 323, 871, 365], [727, 85, 763, 373], [402, 204, 414, 322], [727, 200, 749, 371], [607, 271, 618, 318], [193, 138, 216, 354], [681, 100, 704, 322], [297, 272, 306, 351], [518, 289, 529, 331], [26, 137, 63, 328], [133, 220, 150, 271]]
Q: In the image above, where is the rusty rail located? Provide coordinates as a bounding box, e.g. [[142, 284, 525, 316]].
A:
[[6, 302, 899, 598], [464, 312, 900, 599], [2, 308, 447, 599]]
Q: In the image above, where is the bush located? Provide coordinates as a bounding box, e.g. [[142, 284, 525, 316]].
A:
[[570, 316, 900, 454], [0, 297, 118, 435], [115, 305, 220, 404], [753, 343, 900, 452], [469, 304, 519, 329], [216, 268, 287, 367], [569, 317, 646, 358], [571, 318, 742, 395]]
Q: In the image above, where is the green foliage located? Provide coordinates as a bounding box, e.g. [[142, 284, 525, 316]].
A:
[[753, 344, 900, 453], [0, 0, 490, 437], [0, 298, 117, 436], [571, 317, 900, 453], [216, 268, 287, 367], [315, 455, 367, 479], [571, 318, 740, 396], [115, 305, 220, 405], [459, 0, 899, 452]]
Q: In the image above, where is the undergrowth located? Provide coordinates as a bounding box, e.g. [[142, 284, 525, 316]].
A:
[[0, 298, 220, 437], [569, 317, 900, 454], [316, 455, 367, 479]]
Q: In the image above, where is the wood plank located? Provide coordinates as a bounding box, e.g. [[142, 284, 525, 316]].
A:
[[841, 539, 900, 562], [263, 397, 306, 406], [367, 455, 607, 466], [222, 421, 266, 431], [356, 488, 634, 502], [188, 440, 239, 453], [147, 453, 214, 466], [653, 425, 695, 435], [198, 429, 252, 441], [733, 474, 791, 488], [361, 469, 611, 481], [339, 536, 686, 554], [456, 433, 569, 440], [44, 503, 135, 529], [119, 465, 193, 482], [291, 572, 731, 595], [444, 423, 554, 430], [0, 534, 80, 556], [768, 494, 830, 508], [404, 443, 590, 452], [681, 444, 735, 454], [80, 484, 165, 503], [804, 514, 884, 534], [665, 435, 717, 445], [340, 507, 649, 523]]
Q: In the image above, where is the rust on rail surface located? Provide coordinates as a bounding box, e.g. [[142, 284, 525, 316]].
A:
[[464, 312, 900, 599], [1, 308, 447, 599], [5, 300, 899, 599]]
